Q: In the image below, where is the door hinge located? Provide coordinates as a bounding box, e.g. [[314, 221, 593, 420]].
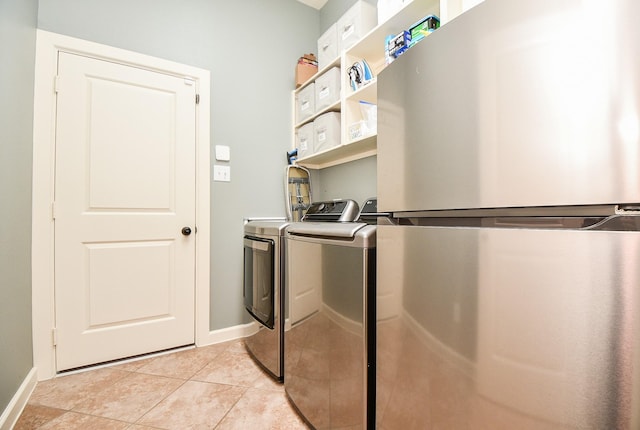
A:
[[54, 76, 60, 93], [195, 94, 200, 104], [51, 202, 56, 220], [52, 328, 58, 346]]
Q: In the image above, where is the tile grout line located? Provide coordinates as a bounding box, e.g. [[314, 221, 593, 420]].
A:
[[130, 375, 191, 427], [211, 386, 251, 429], [65, 367, 135, 416], [129, 341, 235, 427], [184, 343, 232, 382]]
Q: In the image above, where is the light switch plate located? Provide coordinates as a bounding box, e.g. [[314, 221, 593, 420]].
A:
[[215, 145, 231, 161], [213, 165, 231, 182]]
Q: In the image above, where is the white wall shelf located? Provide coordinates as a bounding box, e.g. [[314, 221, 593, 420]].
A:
[[296, 134, 377, 169], [293, 0, 480, 170], [345, 78, 377, 104]]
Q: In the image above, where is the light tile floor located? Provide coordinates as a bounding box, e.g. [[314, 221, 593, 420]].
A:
[[15, 340, 311, 429]]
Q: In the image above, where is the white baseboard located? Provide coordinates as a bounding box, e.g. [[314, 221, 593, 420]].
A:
[[0, 367, 38, 430], [197, 322, 259, 347]]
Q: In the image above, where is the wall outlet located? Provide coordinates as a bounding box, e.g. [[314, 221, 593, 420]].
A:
[[213, 165, 230, 182]]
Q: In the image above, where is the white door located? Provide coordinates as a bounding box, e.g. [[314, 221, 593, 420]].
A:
[[54, 52, 196, 371]]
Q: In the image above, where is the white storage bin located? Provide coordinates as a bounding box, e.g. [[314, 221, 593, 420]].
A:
[[296, 83, 315, 123], [317, 23, 338, 71], [349, 101, 377, 140], [296, 123, 314, 158], [314, 67, 341, 113], [314, 112, 341, 153], [337, 0, 378, 52]]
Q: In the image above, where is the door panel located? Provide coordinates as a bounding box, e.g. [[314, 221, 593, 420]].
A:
[[86, 241, 173, 326], [54, 52, 196, 371], [87, 75, 175, 210]]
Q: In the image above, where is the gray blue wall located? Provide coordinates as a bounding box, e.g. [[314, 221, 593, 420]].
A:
[[37, 0, 320, 330], [0, 0, 37, 414], [316, 156, 376, 205]]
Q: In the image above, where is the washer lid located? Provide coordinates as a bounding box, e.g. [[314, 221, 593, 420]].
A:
[[286, 221, 368, 238], [302, 199, 360, 222]]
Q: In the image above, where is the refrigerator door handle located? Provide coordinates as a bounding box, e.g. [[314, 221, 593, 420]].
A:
[[585, 214, 640, 231], [391, 215, 640, 231], [490, 215, 640, 231]]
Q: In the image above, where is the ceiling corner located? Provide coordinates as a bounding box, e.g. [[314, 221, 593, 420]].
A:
[[296, 0, 329, 10]]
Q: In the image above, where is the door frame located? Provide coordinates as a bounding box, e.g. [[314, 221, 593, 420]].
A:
[[32, 30, 211, 380]]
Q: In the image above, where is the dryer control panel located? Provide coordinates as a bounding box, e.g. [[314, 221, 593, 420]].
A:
[[302, 199, 360, 222]]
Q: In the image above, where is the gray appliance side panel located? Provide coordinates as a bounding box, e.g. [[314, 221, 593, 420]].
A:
[[285, 238, 370, 429], [377, 0, 640, 212], [243, 228, 286, 380], [376, 225, 640, 429]]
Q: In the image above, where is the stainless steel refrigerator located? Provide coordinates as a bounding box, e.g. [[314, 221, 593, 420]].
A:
[[376, 0, 640, 429]]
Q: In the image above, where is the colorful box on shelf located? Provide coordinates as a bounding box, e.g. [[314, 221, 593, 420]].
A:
[[385, 30, 410, 64], [295, 53, 318, 88], [409, 15, 440, 47], [384, 14, 441, 64]]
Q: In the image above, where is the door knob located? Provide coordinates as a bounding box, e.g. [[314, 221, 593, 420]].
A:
[[181, 227, 192, 236]]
